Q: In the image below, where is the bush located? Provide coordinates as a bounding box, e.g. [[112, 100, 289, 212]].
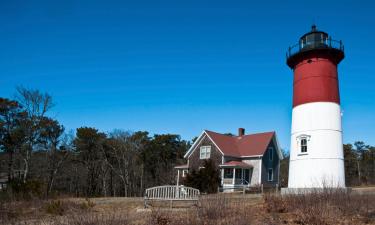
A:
[[44, 199, 95, 216], [184, 159, 221, 193], [8, 179, 45, 200], [45, 200, 65, 215], [79, 198, 95, 210]]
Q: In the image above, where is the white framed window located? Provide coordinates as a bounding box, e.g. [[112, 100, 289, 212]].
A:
[[268, 147, 273, 161], [182, 169, 188, 177], [268, 168, 273, 181], [301, 138, 307, 153], [224, 168, 233, 178], [199, 146, 211, 159], [296, 134, 310, 155]]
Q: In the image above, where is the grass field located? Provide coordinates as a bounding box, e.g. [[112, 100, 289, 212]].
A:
[[1, 187, 374, 225]]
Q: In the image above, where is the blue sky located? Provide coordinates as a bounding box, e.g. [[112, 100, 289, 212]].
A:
[[1, 0, 374, 150]]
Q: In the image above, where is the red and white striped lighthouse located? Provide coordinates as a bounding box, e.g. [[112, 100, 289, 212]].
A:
[[286, 25, 345, 188]]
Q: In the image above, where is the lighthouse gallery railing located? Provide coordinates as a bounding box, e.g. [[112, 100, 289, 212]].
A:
[[286, 38, 344, 59]]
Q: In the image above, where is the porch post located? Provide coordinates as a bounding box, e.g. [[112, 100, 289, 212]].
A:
[[241, 169, 244, 185], [233, 168, 236, 185], [221, 169, 224, 186], [177, 170, 180, 187]]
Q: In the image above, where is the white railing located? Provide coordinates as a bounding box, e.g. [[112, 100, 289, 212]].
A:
[[144, 185, 200, 208]]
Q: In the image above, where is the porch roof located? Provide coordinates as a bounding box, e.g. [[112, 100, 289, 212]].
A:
[[174, 164, 188, 169], [219, 161, 252, 168]]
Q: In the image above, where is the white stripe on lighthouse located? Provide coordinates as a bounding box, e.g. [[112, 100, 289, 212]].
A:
[[288, 102, 345, 188]]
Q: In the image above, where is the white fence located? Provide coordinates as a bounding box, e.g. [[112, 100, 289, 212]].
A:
[[144, 185, 200, 208]]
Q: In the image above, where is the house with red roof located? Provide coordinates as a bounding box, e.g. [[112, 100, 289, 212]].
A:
[[175, 128, 283, 190]]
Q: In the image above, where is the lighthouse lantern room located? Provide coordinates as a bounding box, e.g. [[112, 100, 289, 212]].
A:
[[286, 25, 345, 189]]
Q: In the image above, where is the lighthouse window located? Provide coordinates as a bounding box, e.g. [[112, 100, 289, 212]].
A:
[[301, 138, 307, 153]]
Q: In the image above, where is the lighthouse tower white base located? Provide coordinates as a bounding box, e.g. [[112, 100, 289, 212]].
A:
[[288, 102, 345, 188]]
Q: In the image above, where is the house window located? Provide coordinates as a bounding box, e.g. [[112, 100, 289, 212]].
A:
[[269, 147, 273, 161], [235, 169, 242, 179], [301, 138, 307, 153], [268, 168, 273, 181], [182, 169, 188, 177], [224, 168, 233, 178], [199, 146, 211, 159]]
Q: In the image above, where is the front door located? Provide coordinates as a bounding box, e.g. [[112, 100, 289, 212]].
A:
[[244, 169, 250, 184]]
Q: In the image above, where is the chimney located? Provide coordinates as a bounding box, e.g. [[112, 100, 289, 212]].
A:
[[238, 128, 245, 137]]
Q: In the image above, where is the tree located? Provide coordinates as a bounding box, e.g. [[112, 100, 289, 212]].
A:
[[184, 159, 221, 193], [103, 131, 135, 196], [15, 87, 54, 182], [141, 134, 187, 187], [354, 141, 368, 184], [39, 117, 66, 196], [279, 149, 289, 187], [0, 98, 27, 181], [344, 144, 358, 186], [74, 127, 107, 196]]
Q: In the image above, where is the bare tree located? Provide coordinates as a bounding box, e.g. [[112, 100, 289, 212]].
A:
[[103, 131, 133, 196], [15, 87, 55, 182]]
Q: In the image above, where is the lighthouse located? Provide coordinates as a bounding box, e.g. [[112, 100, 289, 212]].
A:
[[286, 25, 345, 189]]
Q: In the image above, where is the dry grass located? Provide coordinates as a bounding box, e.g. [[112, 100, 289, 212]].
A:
[[264, 189, 375, 225], [1, 189, 374, 225]]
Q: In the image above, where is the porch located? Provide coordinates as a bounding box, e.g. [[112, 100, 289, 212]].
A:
[[220, 161, 253, 188]]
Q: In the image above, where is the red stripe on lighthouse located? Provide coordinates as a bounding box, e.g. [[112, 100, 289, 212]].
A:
[[293, 55, 340, 107]]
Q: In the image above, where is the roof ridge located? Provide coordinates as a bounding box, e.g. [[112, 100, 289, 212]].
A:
[[204, 129, 275, 157], [206, 129, 275, 138]]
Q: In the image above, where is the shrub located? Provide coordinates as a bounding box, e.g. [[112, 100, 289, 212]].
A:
[[44, 199, 95, 216], [79, 198, 95, 210], [184, 159, 221, 193], [8, 179, 45, 200], [45, 200, 65, 215]]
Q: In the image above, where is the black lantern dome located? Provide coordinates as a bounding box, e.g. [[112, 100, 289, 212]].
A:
[[286, 25, 344, 68]]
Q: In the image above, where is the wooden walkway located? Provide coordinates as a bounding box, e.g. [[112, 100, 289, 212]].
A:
[[144, 185, 200, 208]]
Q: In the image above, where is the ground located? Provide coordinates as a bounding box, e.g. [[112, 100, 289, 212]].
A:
[[1, 187, 375, 225]]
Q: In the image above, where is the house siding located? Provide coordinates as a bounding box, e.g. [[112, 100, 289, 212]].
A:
[[188, 135, 223, 172], [242, 157, 262, 186], [261, 138, 280, 187], [184, 131, 281, 189]]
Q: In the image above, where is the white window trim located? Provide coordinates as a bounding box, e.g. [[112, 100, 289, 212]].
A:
[[199, 146, 211, 159], [182, 169, 188, 177], [296, 134, 311, 155], [268, 168, 273, 181]]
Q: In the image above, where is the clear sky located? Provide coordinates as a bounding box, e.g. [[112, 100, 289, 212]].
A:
[[1, 0, 374, 151]]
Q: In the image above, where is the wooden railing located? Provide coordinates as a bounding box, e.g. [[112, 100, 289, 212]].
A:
[[144, 185, 200, 208], [223, 178, 249, 185]]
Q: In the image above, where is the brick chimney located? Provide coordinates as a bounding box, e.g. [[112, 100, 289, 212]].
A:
[[238, 128, 245, 137]]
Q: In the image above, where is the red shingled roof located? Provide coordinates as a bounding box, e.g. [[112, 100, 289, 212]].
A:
[[219, 161, 252, 168], [205, 130, 275, 157]]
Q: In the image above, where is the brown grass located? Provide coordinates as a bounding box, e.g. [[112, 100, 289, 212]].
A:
[[264, 189, 375, 225], [1, 189, 374, 225]]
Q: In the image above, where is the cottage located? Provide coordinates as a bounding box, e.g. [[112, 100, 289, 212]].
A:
[[175, 128, 283, 191]]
